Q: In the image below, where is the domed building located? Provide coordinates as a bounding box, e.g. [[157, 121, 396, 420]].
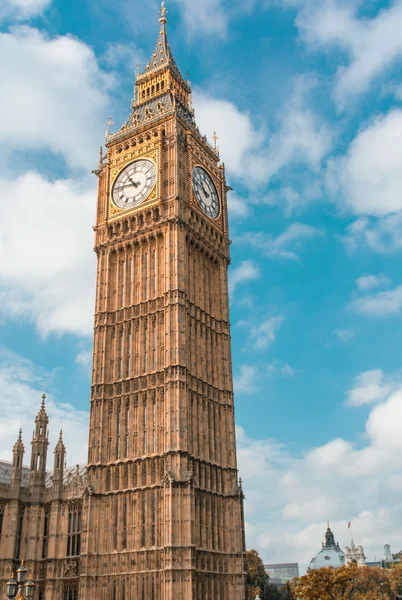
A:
[[309, 524, 345, 571]]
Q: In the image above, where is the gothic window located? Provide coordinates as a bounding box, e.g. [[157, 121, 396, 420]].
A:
[[127, 328, 132, 377], [144, 320, 148, 373], [153, 249, 157, 298], [14, 506, 24, 560], [63, 582, 78, 600], [106, 469, 111, 492], [122, 496, 127, 549], [152, 395, 156, 453], [113, 498, 118, 550], [128, 257, 133, 305], [151, 492, 155, 546], [117, 402, 121, 459], [120, 260, 125, 307], [119, 333, 123, 381], [112, 581, 116, 600], [145, 251, 149, 301], [42, 508, 49, 559], [0, 504, 4, 538], [143, 396, 147, 454], [66, 505, 81, 557], [153, 319, 157, 372], [125, 403, 130, 457], [141, 494, 146, 547]]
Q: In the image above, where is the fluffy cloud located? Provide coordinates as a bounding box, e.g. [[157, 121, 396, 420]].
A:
[[356, 274, 391, 291], [346, 369, 395, 407], [0, 0, 50, 21], [0, 26, 111, 171], [173, 0, 228, 38], [0, 172, 96, 336], [328, 110, 402, 216], [193, 76, 332, 189], [0, 347, 89, 466], [351, 285, 402, 317], [229, 260, 260, 295], [344, 213, 402, 254], [234, 365, 258, 395], [250, 316, 284, 350], [237, 223, 323, 261], [294, 0, 402, 105], [239, 379, 402, 571]]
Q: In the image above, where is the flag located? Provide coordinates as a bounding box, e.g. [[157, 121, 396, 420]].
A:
[[348, 522, 351, 529]]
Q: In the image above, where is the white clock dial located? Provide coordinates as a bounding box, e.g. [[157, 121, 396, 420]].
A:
[[192, 167, 220, 219], [112, 159, 157, 209]]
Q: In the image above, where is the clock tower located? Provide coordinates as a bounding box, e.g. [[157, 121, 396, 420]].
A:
[[83, 4, 247, 599]]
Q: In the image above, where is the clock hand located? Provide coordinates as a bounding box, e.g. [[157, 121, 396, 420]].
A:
[[200, 182, 210, 198]]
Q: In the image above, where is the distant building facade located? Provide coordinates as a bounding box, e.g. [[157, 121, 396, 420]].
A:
[[344, 541, 366, 566], [309, 524, 345, 571], [265, 563, 299, 585]]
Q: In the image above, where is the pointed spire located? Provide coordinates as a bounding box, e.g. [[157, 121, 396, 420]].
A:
[[141, 2, 181, 78]]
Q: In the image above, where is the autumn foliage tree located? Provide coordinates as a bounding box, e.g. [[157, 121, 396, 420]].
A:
[[290, 563, 402, 600]]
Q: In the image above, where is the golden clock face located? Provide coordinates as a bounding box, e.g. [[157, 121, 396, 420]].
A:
[[192, 167, 220, 219], [112, 159, 156, 209]]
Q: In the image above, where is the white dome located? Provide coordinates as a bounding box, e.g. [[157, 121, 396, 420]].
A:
[[309, 524, 345, 571], [309, 546, 345, 570]]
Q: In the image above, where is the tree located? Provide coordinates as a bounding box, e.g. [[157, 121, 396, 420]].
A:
[[291, 565, 394, 600], [245, 549, 270, 599]]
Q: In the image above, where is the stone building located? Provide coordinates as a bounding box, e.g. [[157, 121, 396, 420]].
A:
[[0, 3, 247, 599], [344, 541, 366, 567]]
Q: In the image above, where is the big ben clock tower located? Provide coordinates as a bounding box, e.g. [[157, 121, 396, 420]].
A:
[[83, 4, 247, 599]]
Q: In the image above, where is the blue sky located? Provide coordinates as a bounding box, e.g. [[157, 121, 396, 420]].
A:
[[1, 0, 402, 572]]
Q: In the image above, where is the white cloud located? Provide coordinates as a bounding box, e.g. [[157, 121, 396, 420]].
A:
[[193, 76, 332, 190], [356, 274, 391, 291], [346, 369, 394, 407], [0, 0, 50, 21], [76, 348, 93, 370], [344, 213, 402, 254], [295, 0, 402, 105], [0, 348, 88, 466], [234, 365, 258, 395], [328, 110, 402, 216], [238, 379, 402, 571], [250, 316, 284, 350], [193, 90, 263, 182], [0, 26, 111, 171], [266, 360, 296, 377], [238, 223, 323, 261], [173, 0, 228, 38], [335, 329, 354, 342], [351, 285, 402, 317], [0, 172, 96, 337], [229, 260, 260, 295]]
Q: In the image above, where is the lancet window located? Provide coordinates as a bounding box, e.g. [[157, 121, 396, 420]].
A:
[[66, 504, 81, 557]]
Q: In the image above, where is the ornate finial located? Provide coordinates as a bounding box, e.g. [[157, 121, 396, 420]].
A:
[[136, 60, 141, 78], [212, 131, 219, 150], [41, 390, 46, 410], [106, 116, 113, 139], [59, 429, 63, 442], [159, 1, 168, 27], [18, 428, 23, 440]]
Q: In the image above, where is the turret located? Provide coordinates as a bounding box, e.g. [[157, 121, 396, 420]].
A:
[[10, 429, 25, 491], [52, 430, 66, 499], [29, 394, 49, 488]]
